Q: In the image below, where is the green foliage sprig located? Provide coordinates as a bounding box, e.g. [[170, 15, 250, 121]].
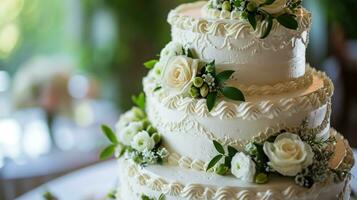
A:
[[141, 194, 166, 200], [206, 140, 238, 175], [107, 189, 117, 199], [99, 93, 168, 166], [132, 92, 146, 110], [99, 125, 120, 160], [144, 60, 159, 70], [209, 0, 302, 38], [190, 61, 245, 111], [206, 140, 269, 183], [43, 191, 58, 200]]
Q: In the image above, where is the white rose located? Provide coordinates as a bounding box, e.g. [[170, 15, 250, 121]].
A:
[[160, 42, 184, 61], [131, 131, 156, 152], [263, 132, 314, 176], [161, 56, 199, 95], [231, 152, 256, 183], [115, 107, 145, 132], [252, 0, 287, 14], [120, 121, 144, 145]]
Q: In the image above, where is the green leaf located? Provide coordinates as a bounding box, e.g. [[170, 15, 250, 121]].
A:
[[213, 140, 225, 154], [206, 155, 223, 171], [143, 59, 158, 69], [107, 190, 117, 199], [101, 125, 118, 144], [221, 87, 245, 101], [233, 0, 242, 7], [228, 145, 238, 157], [248, 13, 257, 30], [224, 156, 232, 168], [158, 194, 166, 200], [100, 145, 116, 160], [276, 14, 298, 30], [186, 48, 195, 58], [153, 86, 162, 92], [206, 92, 218, 111], [118, 146, 126, 158], [132, 92, 146, 110], [260, 15, 273, 39], [216, 70, 235, 85], [261, 0, 275, 6], [141, 195, 152, 200], [43, 191, 58, 200]]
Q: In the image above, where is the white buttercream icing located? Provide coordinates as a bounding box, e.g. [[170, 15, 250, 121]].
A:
[[168, 1, 312, 85]]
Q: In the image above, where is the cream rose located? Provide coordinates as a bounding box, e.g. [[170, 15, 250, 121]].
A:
[[252, 0, 287, 14], [161, 56, 199, 95], [231, 152, 256, 182], [263, 133, 314, 176]]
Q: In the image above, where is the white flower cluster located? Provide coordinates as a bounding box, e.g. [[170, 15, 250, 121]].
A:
[[250, 0, 288, 14], [229, 132, 315, 184], [209, 0, 290, 14], [115, 107, 158, 153], [160, 42, 184, 61]]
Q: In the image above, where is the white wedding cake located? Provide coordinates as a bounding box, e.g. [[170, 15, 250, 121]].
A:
[[99, 1, 355, 199]]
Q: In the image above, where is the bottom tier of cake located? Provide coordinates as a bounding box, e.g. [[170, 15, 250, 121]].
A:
[[116, 159, 351, 200]]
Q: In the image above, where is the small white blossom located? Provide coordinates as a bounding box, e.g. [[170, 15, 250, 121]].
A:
[[211, 0, 223, 8], [231, 152, 256, 183], [131, 131, 156, 152], [160, 42, 184, 61], [142, 149, 158, 164], [115, 107, 145, 132], [202, 74, 215, 86], [125, 150, 140, 160], [157, 148, 169, 158], [119, 121, 144, 145]]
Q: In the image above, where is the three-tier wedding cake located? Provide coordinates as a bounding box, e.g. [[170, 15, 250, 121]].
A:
[[100, 1, 355, 199]]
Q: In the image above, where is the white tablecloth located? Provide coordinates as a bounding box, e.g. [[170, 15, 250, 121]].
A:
[[16, 150, 357, 200], [16, 161, 118, 200]]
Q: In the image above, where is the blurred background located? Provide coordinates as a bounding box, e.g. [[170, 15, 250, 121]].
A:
[[0, 0, 356, 199]]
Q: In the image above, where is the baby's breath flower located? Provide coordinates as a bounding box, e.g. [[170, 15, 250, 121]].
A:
[[157, 148, 169, 158]]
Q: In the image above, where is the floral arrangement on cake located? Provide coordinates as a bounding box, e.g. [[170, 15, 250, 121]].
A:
[[206, 0, 302, 38], [144, 41, 245, 111], [100, 93, 169, 167], [206, 120, 353, 188], [141, 194, 166, 200]]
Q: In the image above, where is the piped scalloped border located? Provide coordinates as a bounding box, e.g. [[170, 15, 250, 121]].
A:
[[237, 67, 313, 96], [120, 154, 349, 200], [143, 67, 333, 120], [166, 128, 355, 174], [148, 100, 331, 150], [168, 1, 312, 49]]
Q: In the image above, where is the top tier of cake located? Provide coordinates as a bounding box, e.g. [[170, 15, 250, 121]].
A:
[[168, 1, 311, 85]]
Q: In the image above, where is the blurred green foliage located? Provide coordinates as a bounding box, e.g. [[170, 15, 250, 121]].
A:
[[82, 0, 195, 109], [3, 0, 357, 111], [320, 0, 357, 38], [0, 0, 68, 74]]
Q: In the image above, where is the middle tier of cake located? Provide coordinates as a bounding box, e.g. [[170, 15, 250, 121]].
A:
[[143, 66, 333, 166]]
